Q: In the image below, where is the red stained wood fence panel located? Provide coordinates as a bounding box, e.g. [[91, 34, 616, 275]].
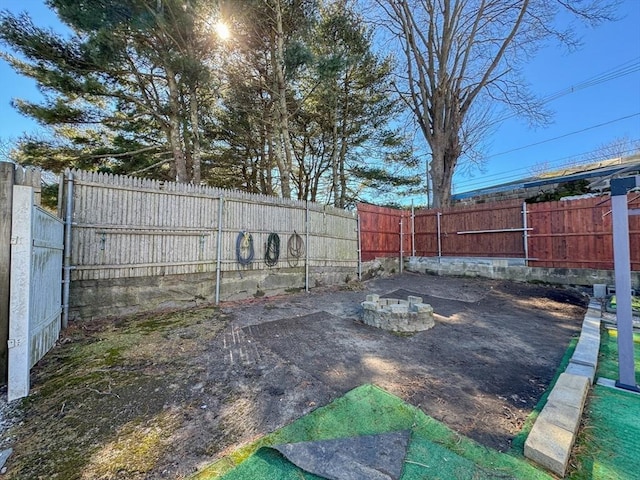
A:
[[527, 194, 640, 270], [414, 199, 524, 258], [358, 195, 640, 271], [357, 203, 411, 261]]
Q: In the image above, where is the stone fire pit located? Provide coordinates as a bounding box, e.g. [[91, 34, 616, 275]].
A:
[[361, 294, 435, 333]]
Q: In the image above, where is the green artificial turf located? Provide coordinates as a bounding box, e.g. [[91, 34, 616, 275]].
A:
[[192, 384, 553, 480], [570, 329, 640, 479]]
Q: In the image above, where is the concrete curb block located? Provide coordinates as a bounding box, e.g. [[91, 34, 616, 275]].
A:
[[524, 301, 601, 477]]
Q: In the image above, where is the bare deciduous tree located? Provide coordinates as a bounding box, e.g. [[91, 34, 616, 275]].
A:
[[374, 0, 618, 207], [0, 137, 16, 163], [582, 135, 640, 163]]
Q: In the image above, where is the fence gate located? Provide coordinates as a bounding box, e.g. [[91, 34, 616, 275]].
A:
[[8, 186, 64, 401]]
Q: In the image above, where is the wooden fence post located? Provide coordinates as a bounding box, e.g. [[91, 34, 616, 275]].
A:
[[0, 162, 14, 383]]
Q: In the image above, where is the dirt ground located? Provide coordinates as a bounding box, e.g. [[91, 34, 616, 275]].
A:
[[0, 273, 587, 479]]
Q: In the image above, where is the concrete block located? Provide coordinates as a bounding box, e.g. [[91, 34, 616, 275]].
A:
[[571, 340, 599, 368], [593, 284, 607, 298], [556, 372, 590, 392], [388, 304, 407, 314], [525, 417, 574, 476], [565, 362, 596, 384], [578, 329, 600, 343], [547, 374, 589, 407], [538, 400, 583, 434], [546, 388, 579, 408], [588, 299, 602, 309], [571, 349, 598, 368], [407, 295, 423, 305], [365, 294, 379, 302], [585, 309, 601, 320], [582, 315, 600, 329], [580, 323, 600, 338], [413, 303, 433, 314]]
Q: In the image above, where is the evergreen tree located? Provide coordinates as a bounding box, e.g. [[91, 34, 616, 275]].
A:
[[1, 0, 222, 182], [294, 0, 421, 206]]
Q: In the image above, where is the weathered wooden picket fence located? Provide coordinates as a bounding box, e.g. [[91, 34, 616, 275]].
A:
[[1, 163, 45, 383], [1, 162, 64, 399], [64, 169, 358, 319], [8, 186, 63, 400]]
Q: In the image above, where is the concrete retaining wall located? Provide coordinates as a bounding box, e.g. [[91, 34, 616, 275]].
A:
[[69, 266, 356, 321], [406, 256, 640, 289], [524, 300, 601, 476]]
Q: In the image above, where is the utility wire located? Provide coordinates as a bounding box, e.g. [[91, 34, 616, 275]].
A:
[[455, 145, 640, 191], [455, 59, 640, 193], [539, 57, 640, 104], [487, 57, 640, 126], [486, 113, 640, 159]]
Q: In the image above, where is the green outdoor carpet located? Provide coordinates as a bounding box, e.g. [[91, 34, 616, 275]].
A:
[[192, 384, 552, 480], [596, 329, 640, 386], [570, 330, 640, 480], [574, 385, 640, 480]]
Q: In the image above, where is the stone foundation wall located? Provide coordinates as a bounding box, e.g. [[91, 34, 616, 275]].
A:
[[406, 256, 640, 289], [69, 265, 356, 321], [360, 257, 402, 280]]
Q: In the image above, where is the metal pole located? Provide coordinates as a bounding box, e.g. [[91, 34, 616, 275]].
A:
[[215, 197, 224, 305], [357, 213, 362, 280], [305, 202, 310, 292], [437, 212, 442, 260], [411, 201, 415, 257], [611, 185, 639, 391], [399, 214, 404, 274], [61, 171, 74, 329], [522, 202, 529, 266]]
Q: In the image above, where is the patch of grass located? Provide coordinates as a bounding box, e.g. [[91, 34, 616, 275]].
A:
[[3, 306, 228, 479], [570, 386, 640, 479], [284, 287, 304, 293], [83, 412, 179, 479], [595, 329, 640, 383]]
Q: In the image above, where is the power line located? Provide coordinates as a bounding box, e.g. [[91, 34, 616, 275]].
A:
[[486, 113, 640, 159], [540, 57, 640, 104], [454, 143, 640, 192], [486, 57, 640, 126]]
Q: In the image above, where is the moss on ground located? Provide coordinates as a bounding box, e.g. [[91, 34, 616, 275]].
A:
[[3, 306, 227, 479]]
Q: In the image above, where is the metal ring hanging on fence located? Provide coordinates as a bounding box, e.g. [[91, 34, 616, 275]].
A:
[[236, 231, 254, 265], [264, 232, 280, 267], [287, 232, 304, 267]]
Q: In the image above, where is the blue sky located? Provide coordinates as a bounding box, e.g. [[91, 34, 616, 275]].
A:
[[0, 0, 639, 196], [455, 1, 640, 193]]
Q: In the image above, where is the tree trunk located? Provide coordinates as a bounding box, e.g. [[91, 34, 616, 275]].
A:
[[272, 0, 293, 198], [330, 104, 340, 207], [337, 72, 351, 209], [429, 132, 460, 207], [264, 125, 275, 195], [166, 67, 188, 182], [189, 84, 201, 184]]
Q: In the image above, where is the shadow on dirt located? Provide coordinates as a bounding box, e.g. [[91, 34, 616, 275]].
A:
[[0, 273, 587, 479]]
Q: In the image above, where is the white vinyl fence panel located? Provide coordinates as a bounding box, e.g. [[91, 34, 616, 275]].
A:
[[8, 186, 63, 401]]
